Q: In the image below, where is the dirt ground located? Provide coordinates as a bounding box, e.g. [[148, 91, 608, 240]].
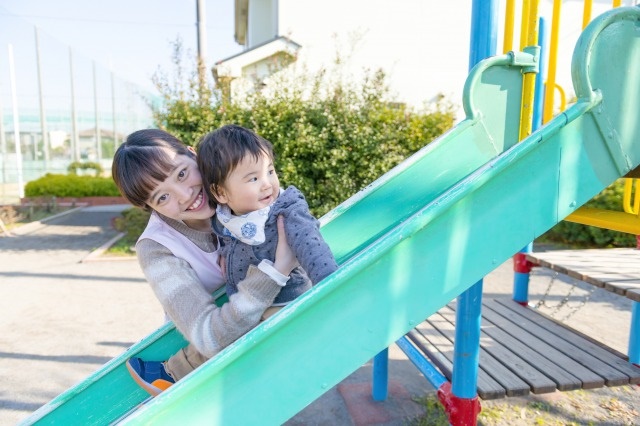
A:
[[477, 385, 639, 426]]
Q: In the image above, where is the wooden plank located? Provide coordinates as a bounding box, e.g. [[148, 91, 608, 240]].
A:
[[420, 309, 530, 398], [526, 248, 640, 301], [414, 314, 508, 400], [494, 298, 640, 384], [484, 299, 627, 386], [410, 322, 454, 379], [603, 281, 640, 300], [478, 304, 605, 389], [431, 315, 531, 398], [628, 289, 640, 303], [406, 330, 454, 380], [437, 306, 558, 394], [525, 260, 604, 289]]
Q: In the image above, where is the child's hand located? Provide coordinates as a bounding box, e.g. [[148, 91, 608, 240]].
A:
[[274, 215, 299, 276]]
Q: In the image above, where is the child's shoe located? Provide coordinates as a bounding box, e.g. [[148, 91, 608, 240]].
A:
[[126, 357, 175, 396]]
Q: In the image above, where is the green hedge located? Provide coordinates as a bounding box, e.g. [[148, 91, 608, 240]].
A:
[[67, 161, 103, 176], [539, 179, 637, 248], [154, 64, 455, 217], [113, 207, 151, 250], [24, 173, 121, 198]]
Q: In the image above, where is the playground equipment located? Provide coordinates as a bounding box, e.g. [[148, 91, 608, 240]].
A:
[[22, 5, 640, 426], [509, 1, 640, 406], [531, 0, 640, 236]]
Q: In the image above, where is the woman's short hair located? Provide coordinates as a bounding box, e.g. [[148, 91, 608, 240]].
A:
[[112, 129, 194, 210]]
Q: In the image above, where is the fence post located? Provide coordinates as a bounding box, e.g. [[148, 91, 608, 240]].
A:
[[35, 26, 50, 170], [8, 44, 24, 199]]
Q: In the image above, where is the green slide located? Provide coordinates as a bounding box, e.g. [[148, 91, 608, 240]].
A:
[[22, 7, 640, 425]]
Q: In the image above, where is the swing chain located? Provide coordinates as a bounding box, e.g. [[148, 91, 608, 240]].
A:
[[534, 271, 594, 321]]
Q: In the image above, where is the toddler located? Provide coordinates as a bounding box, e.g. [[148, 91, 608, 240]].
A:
[[197, 124, 338, 316]]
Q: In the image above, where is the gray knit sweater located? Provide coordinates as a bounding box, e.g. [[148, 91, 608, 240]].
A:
[[213, 186, 338, 305], [136, 214, 283, 358]]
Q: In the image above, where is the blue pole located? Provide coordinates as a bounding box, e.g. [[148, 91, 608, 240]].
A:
[[452, 281, 485, 398], [629, 301, 640, 365], [452, 0, 497, 401], [371, 348, 388, 401], [468, 0, 498, 67], [533, 17, 547, 131], [512, 244, 532, 303], [396, 337, 447, 389], [513, 17, 547, 304]]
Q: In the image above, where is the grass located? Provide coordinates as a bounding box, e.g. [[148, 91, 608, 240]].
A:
[[409, 394, 523, 426], [105, 234, 136, 256], [411, 387, 640, 426], [411, 395, 449, 426]]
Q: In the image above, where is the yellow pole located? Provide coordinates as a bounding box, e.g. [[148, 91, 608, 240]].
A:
[[582, 0, 592, 29], [518, 0, 540, 141], [519, 0, 531, 51], [543, 0, 561, 124], [554, 83, 566, 112], [503, 0, 516, 53], [623, 179, 640, 215], [613, 0, 622, 7]]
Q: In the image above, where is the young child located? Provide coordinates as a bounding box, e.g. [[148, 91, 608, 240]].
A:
[[197, 124, 338, 316]]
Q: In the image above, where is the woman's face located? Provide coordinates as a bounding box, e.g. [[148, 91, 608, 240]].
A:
[[145, 149, 216, 225]]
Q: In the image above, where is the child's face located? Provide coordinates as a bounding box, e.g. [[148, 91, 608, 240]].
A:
[[145, 149, 216, 224], [213, 151, 280, 215]]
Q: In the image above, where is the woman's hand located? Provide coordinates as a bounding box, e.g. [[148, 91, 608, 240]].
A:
[[274, 215, 298, 276]]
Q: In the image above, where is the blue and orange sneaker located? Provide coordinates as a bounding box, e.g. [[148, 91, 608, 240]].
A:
[[125, 357, 175, 397]]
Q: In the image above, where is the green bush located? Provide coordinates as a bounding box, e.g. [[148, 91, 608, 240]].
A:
[[109, 207, 151, 255], [538, 179, 637, 248], [112, 207, 151, 249], [24, 173, 121, 198], [67, 161, 103, 176], [153, 50, 455, 217]]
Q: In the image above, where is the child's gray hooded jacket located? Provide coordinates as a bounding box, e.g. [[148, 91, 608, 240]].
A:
[[212, 185, 338, 305]]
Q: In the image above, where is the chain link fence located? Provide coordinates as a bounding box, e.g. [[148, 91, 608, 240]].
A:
[[0, 11, 156, 204]]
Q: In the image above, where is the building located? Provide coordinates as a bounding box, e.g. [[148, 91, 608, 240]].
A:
[[214, 0, 633, 117]]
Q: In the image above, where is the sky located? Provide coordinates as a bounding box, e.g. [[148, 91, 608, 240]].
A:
[[0, 0, 244, 95], [1, 0, 636, 120]]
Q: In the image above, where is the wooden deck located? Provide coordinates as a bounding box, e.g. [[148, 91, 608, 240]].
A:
[[526, 248, 640, 302], [411, 298, 640, 400], [410, 248, 640, 400]]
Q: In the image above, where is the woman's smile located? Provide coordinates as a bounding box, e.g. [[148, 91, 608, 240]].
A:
[[186, 188, 205, 211]]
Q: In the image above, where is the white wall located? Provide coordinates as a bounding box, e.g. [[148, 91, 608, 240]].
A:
[[278, 0, 471, 110], [248, 0, 278, 47], [271, 0, 636, 117]]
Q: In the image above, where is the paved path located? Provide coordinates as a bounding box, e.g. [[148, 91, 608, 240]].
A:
[[0, 206, 161, 425], [0, 207, 635, 425]]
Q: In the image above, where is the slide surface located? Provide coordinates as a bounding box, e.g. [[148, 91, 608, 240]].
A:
[[22, 7, 640, 425]]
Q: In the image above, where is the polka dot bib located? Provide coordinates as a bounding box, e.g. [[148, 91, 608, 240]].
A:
[[216, 204, 271, 245]]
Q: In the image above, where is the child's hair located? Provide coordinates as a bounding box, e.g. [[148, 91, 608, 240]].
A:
[[197, 124, 275, 204], [112, 129, 194, 210]]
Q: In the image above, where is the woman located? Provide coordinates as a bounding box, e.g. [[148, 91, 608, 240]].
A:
[[112, 129, 297, 396]]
